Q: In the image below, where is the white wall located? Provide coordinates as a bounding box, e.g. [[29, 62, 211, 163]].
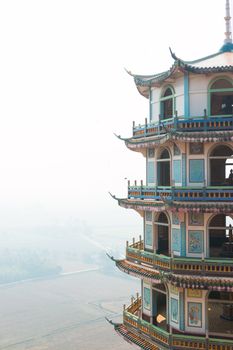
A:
[[150, 72, 233, 119], [150, 78, 184, 121], [189, 72, 233, 117], [185, 289, 208, 334], [175, 76, 184, 116], [151, 88, 160, 122]]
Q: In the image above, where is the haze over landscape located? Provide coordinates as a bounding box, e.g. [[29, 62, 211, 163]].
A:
[[0, 0, 232, 349]]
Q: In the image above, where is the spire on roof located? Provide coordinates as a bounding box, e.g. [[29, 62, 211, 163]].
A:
[[224, 0, 232, 44]]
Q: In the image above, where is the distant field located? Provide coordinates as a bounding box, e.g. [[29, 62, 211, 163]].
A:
[[0, 269, 139, 350]]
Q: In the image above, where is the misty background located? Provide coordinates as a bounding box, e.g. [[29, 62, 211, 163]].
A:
[[0, 0, 230, 229]]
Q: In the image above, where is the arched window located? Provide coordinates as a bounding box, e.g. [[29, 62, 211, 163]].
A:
[[157, 149, 171, 186], [208, 291, 233, 337], [160, 87, 174, 120], [209, 78, 233, 116], [208, 214, 233, 258], [154, 212, 169, 256], [209, 145, 233, 186]]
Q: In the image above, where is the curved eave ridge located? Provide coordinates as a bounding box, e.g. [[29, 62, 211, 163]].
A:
[[124, 130, 233, 150], [133, 65, 181, 89], [134, 70, 173, 86], [119, 199, 166, 212], [117, 198, 233, 213], [115, 259, 162, 284], [114, 324, 159, 350], [115, 259, 233, 291], [175, 50, 233, 69], [130, 50, 233, 90]]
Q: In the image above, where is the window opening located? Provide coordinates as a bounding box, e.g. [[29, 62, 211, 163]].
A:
[[208, 214, 233, 258], [161, 87, 174, 120], [156, 213, 169, 256], [209, 145, 233, 186], [157, 149, 171, 186], [208, 291, 233, 337], [210, 79, 233, 116]]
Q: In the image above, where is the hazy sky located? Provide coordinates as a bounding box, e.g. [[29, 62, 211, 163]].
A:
[[0, 0, 232, 228]]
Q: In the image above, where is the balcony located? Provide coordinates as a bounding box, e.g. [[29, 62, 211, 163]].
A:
[[126, 239, 233, 277], [122, 296, 233, 350], [124, 296, 170, 347], [128, 184, 233, 202], [132, 115, 233, 138]]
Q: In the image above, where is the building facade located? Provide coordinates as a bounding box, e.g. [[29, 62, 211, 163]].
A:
[[108, 1, 233, 349]]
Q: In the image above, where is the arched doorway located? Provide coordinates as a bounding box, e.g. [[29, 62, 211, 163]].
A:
[[152, 283, 168, 330], [208, 291, 233, 338], [208, 214, 233, 258], [155, 212, 169, 256], [157, 148, 171, 186], [209, 78, 233, 116], [209, 145, 233, 186]]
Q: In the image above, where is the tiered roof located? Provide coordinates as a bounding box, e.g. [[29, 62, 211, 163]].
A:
[[111, 258, 233, 291], [108, 1, 233, 346], [117, 130, 233, 152], [114, 324, 159, 350], [112, 196, 233, 214], [127, 47, 233, 98]]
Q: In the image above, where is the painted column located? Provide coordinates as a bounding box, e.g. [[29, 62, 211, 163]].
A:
[[184, 73, 190, 117], [182, 153, 187, 186], [181, 219, 186, 256], [179, 291, 185, 331]]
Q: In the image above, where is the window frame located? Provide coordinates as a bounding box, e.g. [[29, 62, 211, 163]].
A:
[[208, 76, 233, 117], [160, 85, 176, 121]]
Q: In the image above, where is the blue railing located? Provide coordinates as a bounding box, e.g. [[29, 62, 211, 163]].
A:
[[133, 115, 233, 137], [128, 185, 233, 202]]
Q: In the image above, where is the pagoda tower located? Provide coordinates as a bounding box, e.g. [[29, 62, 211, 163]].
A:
[[108, 1, 233, 349]]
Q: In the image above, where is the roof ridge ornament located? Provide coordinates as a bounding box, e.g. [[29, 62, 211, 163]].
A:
[[224, 0, 232, 44], [220, 0, 233, 51], [169, 47, 178, 61]]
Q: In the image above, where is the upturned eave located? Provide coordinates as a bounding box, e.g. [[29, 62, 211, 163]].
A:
[[116, 129, 233, 153], [128, 49, 233, 98], [116, 198, 233, 214], [114, 259, 233, 291]]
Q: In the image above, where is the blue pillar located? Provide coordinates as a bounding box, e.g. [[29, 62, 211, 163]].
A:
[[182, 153, 187, 186], [147, 161, 155, 185], [184, 73, 190, 117], [179, 291, 185, 331], [180, 221, 186, 257]]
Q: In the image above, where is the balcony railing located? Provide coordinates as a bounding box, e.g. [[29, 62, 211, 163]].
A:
[[128, 184, 233, 202], [126, 240, 233, 276], [123, 296, 233, 350], [133, 115, 233, 138], [124, 296, 170, 347]]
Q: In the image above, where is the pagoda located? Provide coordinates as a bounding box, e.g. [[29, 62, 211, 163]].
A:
[[108, 1, 233, 349]]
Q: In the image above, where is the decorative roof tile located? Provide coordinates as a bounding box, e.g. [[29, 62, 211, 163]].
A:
[[115, 259, 233, 291], [128, 49, 233, 97], [114, 197, 233, 214], [114, 324, 159, 350], [121, 130, 233, 150]]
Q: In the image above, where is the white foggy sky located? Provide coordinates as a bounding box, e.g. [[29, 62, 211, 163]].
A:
[[0, 0, 232, 227]]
